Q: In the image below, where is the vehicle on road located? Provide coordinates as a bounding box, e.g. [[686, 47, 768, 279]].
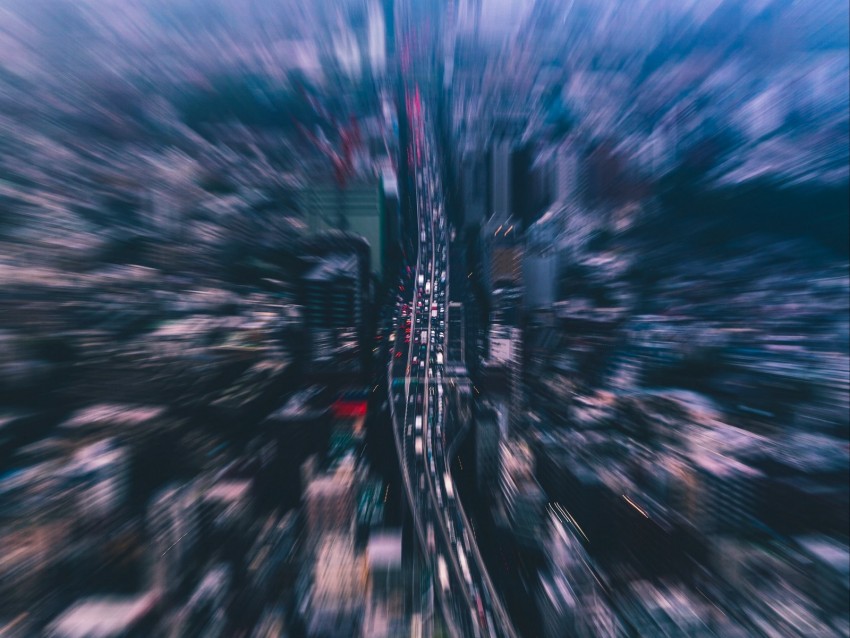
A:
[[437, 555, 449, 592], [458, 550, 472, 586]]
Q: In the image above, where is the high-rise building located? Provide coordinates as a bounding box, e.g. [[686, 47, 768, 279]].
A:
[[305, 532, 367, 638], [553, 140, 582, 207], [523, 252, 557, 310], [175, 565, 232, 638], [690, 452, 765, 536], [487, 324, 513, 367], [381, 0, 395, 57], [300, 233, 370, 375], [146, 484, 201, 598], [245, 510, 300, 602], [46, 592, 160, 638], [492, 285, 523, 327], [367, 0, 387, 77], [481, 214, 523, 301], [490, 243, 523, 290], [475, 402, 502, 498], [362, 531, 404, 637], [65, 438, 128, 522], [355, 480, 385, 549], [299, 178, 393, 280], [528, 136, 585, 222], [303, 254, 362, 332], [620, 581, 713, 637], [509, 326, 525, 433], [457, 0, 482, 36], [485, 322, 525, 434], [534, 444, 618, 550], [487, 137, 535, 227], [201, 479, 254, 547], [792, 535, 850, 621], [264, 388, 333, 511], [537, 571, 580, 638], [304, 455, 360, 541], [460, 150, 487, 229], [499, 439, 546, 549], [505, 479, 546, 549], [380, 167, 401, 280], [447, 301, 465, 363], [490, 140, 513, 223], [524, 208, 564, 310]]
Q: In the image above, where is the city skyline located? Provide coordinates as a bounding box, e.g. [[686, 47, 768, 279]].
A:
[[0, 1, 847, 637]]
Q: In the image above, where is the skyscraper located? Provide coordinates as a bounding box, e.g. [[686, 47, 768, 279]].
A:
[[475, 401, 502, 499], [299, 232, 370, 375], [146, 484, 200, 597], [490, 140, 514, 223]]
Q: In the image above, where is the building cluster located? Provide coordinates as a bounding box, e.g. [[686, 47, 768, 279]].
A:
[[0, 0, 403, 404], [0, 0, 845, 635], [297, 451, 406, 638], [0, 370, 401, 637], [469, 140, 849, 638], [450, 0, 848, 198], [528, 398, 849, 636], [0, 402, 295, 636], [467, 163, 848, 632], [0, 1, 416, 633], [449, 4, 848, 636], [0, 221, 390, 422], [496, 440, 546, 552]]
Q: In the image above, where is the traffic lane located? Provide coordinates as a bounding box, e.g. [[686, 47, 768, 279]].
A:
[[418, 203, 481, 633], [424, 337, 501, 635], [397, 119, 484, 635], [437, 455, 508, 634]]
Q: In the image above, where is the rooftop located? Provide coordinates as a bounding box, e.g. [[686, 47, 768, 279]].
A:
[[61, 404, 166, 430], [691, 451, 764, 479], [367, 532, 402, 570], [795, 535, 850, 577], [204, 480, 252, 504], [46, 592, 158, 638], [267, 386, 327, 421], [303, 253, 360, 282]]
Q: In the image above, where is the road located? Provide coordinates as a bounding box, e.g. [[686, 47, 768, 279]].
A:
[[386, 82, 518, 638]]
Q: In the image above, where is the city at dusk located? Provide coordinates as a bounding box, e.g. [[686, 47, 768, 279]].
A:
[[0, 1, 847, 637]]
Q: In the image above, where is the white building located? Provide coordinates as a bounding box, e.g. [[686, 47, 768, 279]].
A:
[[47, 592, 159, 638], [306, 532, 367, 638]]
